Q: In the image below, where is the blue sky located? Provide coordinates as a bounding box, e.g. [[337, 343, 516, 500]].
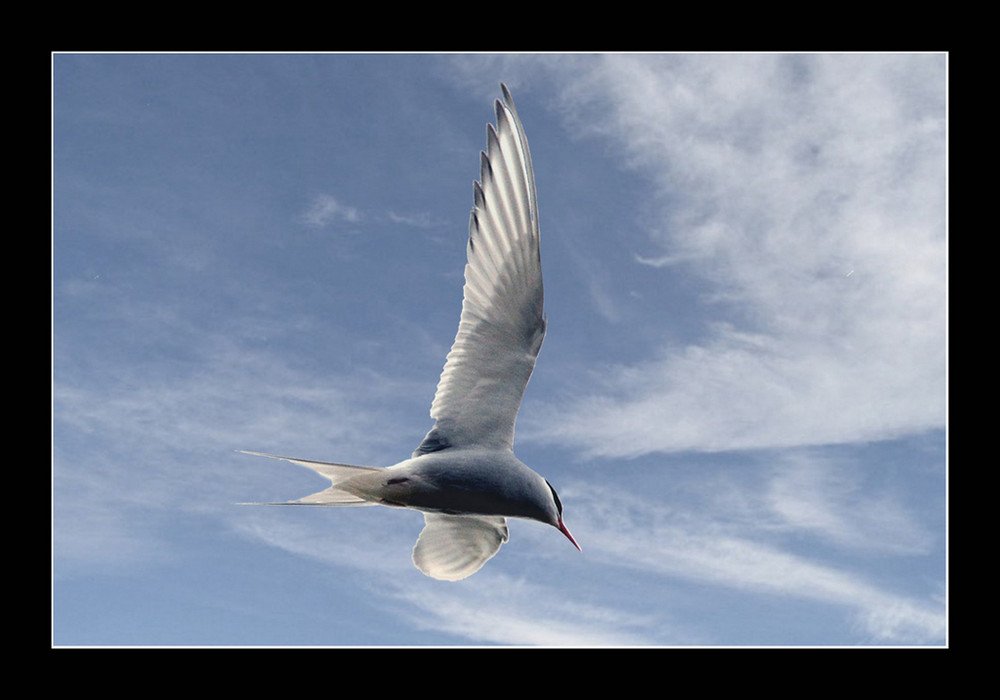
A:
[[52, 53, 947, 646]]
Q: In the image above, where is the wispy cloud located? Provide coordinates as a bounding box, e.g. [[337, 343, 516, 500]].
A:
[[532, 53, 946, 457], [764, 451, 936, 555], [300, 194, 445, 234], [563, 469, 945, 644], [52, 316, 427, 577], [386, 210, 442, 229], [387, 574, 667, 646], [301, 194, 362, 227]]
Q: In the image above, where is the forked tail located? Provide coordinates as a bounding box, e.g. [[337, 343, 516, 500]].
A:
[[238, 450, 382, 506]]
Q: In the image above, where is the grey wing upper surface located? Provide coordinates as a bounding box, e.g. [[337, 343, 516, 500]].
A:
[[414, 84, 544, 458]]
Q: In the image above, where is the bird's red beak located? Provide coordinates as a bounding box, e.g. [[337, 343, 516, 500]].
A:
[[559, 519, 581, 551]]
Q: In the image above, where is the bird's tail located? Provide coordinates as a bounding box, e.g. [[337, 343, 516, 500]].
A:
[[238, 450, 382, 506]]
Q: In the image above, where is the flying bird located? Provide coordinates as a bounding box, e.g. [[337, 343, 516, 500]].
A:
[[242, 84, 579, 581]]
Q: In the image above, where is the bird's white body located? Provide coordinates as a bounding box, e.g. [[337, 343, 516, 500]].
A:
[[243, 84, 578, 581]]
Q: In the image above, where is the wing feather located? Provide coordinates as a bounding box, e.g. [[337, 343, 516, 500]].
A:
[[412, 513, 509, 581], [414, 85, 543, 456]]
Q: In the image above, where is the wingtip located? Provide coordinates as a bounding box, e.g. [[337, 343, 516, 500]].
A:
[[497, 83, 518, 120], [500, 82, 514, 105]]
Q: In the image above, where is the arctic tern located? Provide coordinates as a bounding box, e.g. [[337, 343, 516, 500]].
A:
[[242, 84, 579, 581]]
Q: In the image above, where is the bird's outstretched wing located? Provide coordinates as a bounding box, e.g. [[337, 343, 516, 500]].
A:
[[414, 84, 544, 457], [412, 512, 509, 581]]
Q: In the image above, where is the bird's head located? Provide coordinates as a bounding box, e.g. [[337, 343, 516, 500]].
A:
[[544, 479, 581, 551]]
